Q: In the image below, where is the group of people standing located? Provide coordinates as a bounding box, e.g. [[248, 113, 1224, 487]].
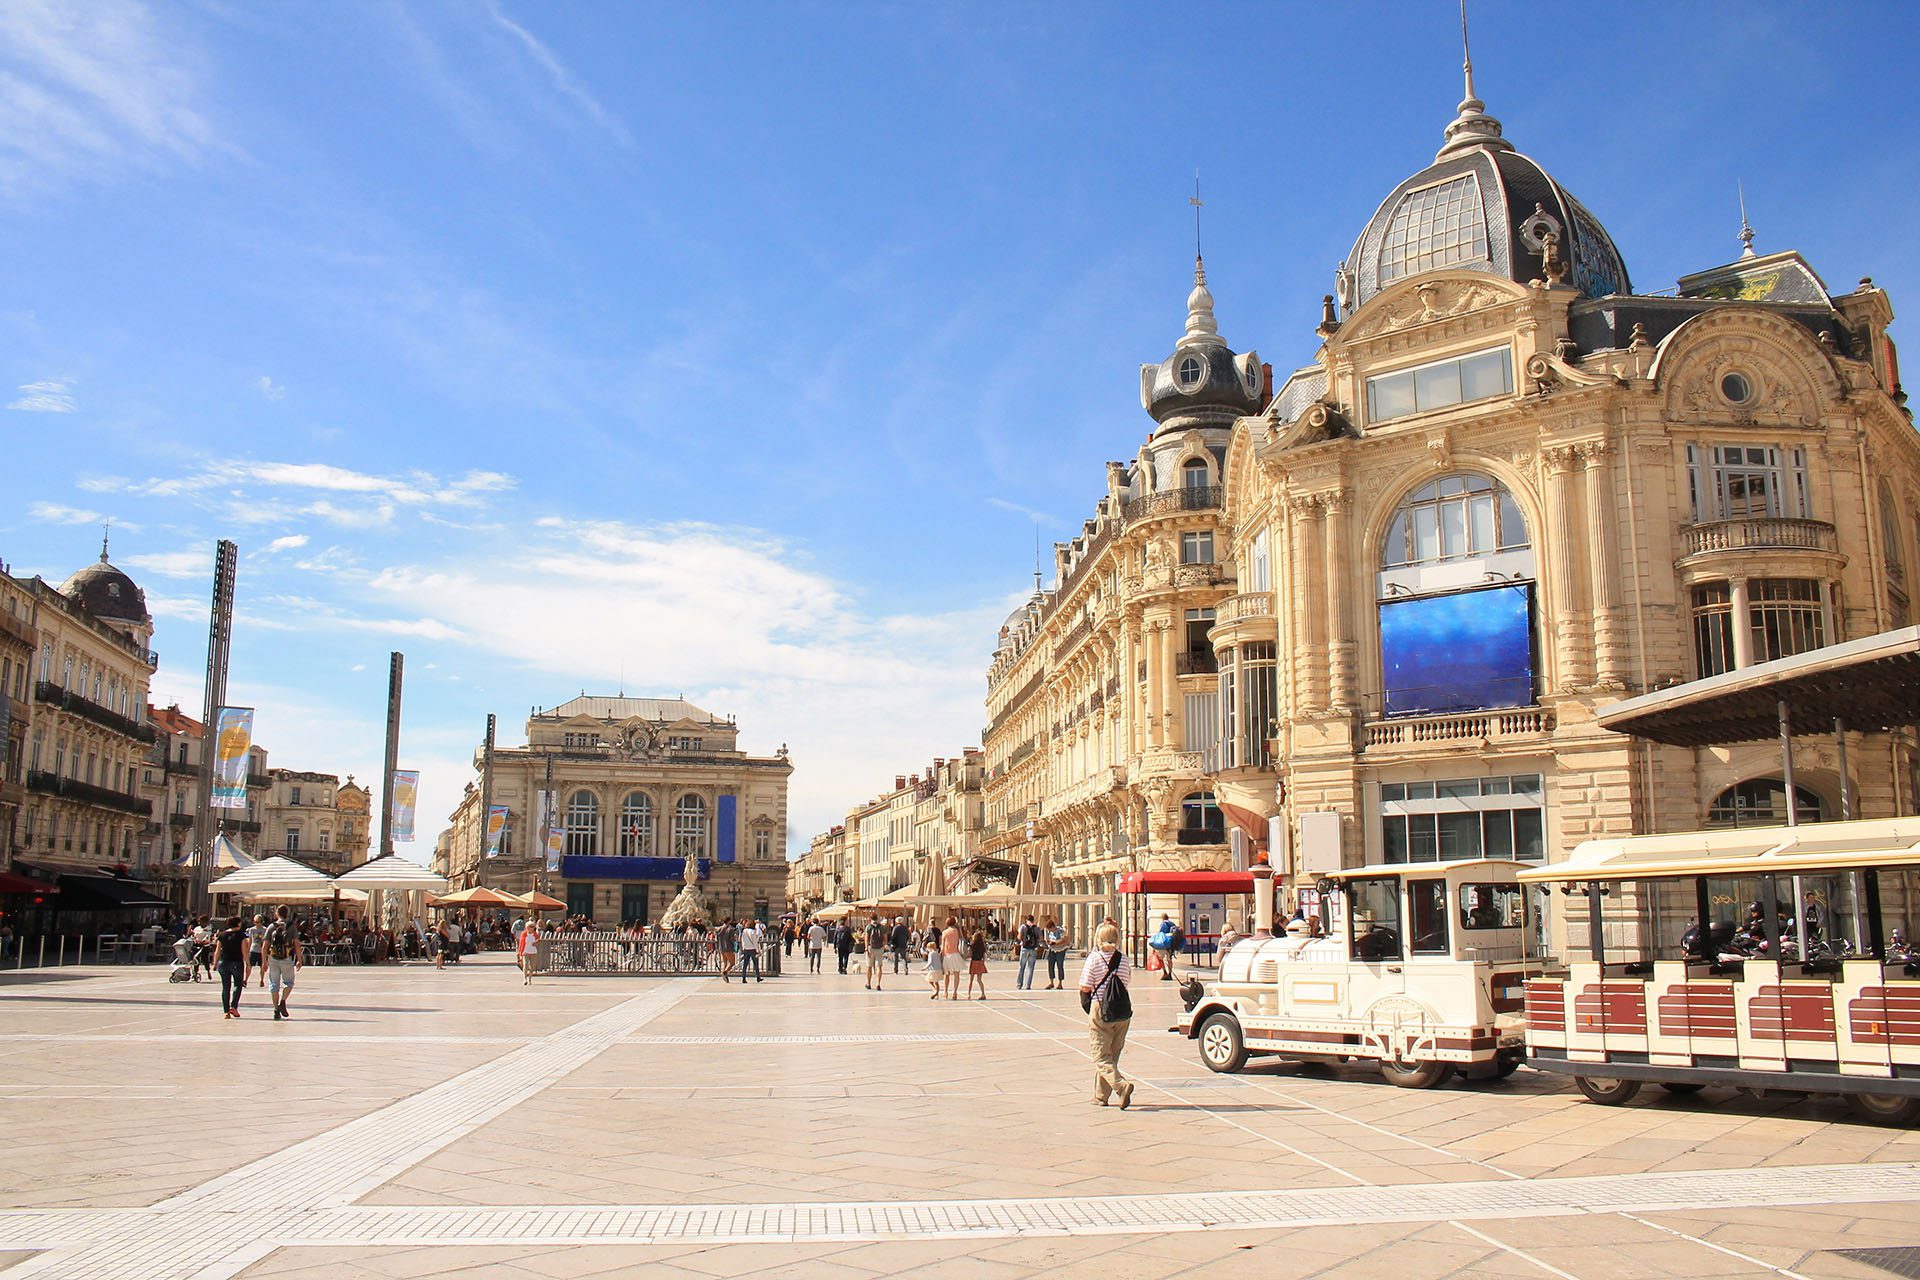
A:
[[204, 905, 303, 1021]]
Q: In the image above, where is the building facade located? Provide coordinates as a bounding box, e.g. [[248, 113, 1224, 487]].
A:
[[260, 769, 367, 876], [791, 750, 985, 916], [441, 696, 792, 924], [10, 546, 158, 877], [0, 570, 37, 868], [974, 63, 1920, 950]]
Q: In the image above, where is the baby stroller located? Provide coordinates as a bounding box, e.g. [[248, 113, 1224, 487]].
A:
[[168, 936, 201, 983]]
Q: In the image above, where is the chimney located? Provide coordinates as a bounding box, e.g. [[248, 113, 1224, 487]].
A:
[[894, 775, 906, 791]]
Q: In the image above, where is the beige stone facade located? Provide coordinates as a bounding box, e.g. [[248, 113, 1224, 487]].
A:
[[790, 751, 984, 915], [261, 769, 365, 876], [982, 81, 1920, 951], [0, 571, 37, 869], [442, 696, 791, 925], [8, 549, 157, 877]]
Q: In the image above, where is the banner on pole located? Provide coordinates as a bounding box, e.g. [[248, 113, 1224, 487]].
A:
[[209, 707, 255, 810], [540, 788, 564, 870], [391, 769, 420, 842], [484, 805, 509, 858]]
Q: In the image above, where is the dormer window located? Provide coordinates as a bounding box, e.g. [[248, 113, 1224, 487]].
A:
[[1175, 354, 1206, 389], [1182, 458, 1210, 489]]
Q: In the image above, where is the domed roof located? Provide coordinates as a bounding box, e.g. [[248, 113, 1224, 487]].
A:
[[1139, 257, 1262, 434], [1336, 64, 1630, 315], [60, 545, 148, 624]]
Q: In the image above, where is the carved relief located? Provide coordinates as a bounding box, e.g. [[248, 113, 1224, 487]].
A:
[[1345, 279, 1516, 340]]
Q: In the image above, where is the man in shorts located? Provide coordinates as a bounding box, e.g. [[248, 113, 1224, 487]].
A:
[[263, 905, 303, 1021]]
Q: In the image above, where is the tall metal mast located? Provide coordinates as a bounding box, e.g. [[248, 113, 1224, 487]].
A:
[[477, 713, 495, 888], [378, 652, 404, 860], [190, 540, 237, 911]]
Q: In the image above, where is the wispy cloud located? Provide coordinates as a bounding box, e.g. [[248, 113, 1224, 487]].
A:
[[985, 496, 1057, 526], [28, 500, 113, 527], [0, 0, 217, 194], [7, 377, 75, 412], [260, 534, 309, 554], [83, 459, 519, 528], [253, 375, 285, 401], [124, 548, 211, 579], [482, 1, 632, 150]]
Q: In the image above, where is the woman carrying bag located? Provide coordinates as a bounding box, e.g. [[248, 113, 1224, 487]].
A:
[[1078, 921, 1135, 1109]]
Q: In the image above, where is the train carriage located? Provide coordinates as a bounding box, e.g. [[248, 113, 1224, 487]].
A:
[[1519, 817, 1920, 1125], [1176, 859, 1542, 1088]]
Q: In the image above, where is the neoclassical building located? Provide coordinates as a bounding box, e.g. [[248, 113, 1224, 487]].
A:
[[442, 696, 792, 924], [788, 750, 984, 914], [1210, 66, 1920, 944], [259, 769, 370, 876], [987, 59, 1920, 948]]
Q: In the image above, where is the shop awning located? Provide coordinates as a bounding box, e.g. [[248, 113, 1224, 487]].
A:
[[1116, 871, 1255, 896], [51, 872, 170, 911], [0, 870, 57, 896]]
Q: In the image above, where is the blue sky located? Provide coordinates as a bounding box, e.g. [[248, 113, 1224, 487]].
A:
[[5, 1, 1919, 851]]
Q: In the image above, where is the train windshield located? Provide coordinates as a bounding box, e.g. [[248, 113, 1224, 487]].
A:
[[1348, 877, 1403, 961], [1459, 883, 1522, 929]]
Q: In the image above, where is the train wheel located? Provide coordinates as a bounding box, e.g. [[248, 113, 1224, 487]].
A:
[[1198, 1013, 1248, 1074], [1659, 1082, 1705, 1096], [1573, 1076, 1641, 1105], [1466, 1054, 1523, 1082], [1847, 1093, 1920, 1127], [1379, 1058, 1453, 1089]]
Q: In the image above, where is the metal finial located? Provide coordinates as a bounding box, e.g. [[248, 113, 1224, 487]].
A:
[[1460, 0, 1475, 103], [100, 520, 110, 563], [1737, 182, 1756, 258]]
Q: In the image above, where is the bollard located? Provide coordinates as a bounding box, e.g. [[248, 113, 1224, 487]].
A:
[[37, 935, 45, 968], [58, 935, 66, 966]]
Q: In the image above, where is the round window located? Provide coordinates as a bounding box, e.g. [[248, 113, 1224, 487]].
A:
[[1720, 371, 1753, 405], [1176, 354, 1206, 388]]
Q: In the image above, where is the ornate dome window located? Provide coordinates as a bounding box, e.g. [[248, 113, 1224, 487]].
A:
[[1719, 371, 1754, 406], [1378, 174, 1489, 286], [1175, 353, 1207, 389]]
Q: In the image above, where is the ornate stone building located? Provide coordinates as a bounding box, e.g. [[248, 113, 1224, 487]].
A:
[[261, 769, 367, 875], [0, 570, 37, 868], [1204, 62, 1920, 947], [442, 696, 791, 924], [10, 544, 158, 876], [789, 750, 984, 915], [981, 258, 1264, 943], [983, 58, 1920, 949]]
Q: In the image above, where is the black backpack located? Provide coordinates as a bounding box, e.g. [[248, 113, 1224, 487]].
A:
[[1020, 923, 1039, 949], [265, 922, 293, 961], [1094, 950, 1131, 1021]]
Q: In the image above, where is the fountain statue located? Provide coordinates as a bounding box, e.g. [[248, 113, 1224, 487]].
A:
[[658, 850, 712, 929]]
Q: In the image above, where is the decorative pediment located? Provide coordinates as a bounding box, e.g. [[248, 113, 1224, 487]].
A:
[[1342, 275, 1526, 342], [1267, 400, 1355, 453], [1649, 307, 1845, 428]]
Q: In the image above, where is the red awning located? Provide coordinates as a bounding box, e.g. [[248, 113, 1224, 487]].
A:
[[0, 871, 57, 896], [1116, 871, 1255, 895]]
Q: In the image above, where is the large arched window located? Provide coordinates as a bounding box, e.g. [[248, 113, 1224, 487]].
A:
[[564, 790, 599, 856], [1706, 779, 1825, 828], [1380, 473, 1529, 569], [619, 791, 654, 857], [1378, 174, 1488, 286], [672, 794, 707, 860]]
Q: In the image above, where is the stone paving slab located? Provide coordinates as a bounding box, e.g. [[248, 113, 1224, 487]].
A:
[[2, 955, 1918, 1277]]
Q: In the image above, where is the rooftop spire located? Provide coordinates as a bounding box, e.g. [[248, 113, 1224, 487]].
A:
[[1184, 254, 1218, 342], [100, 520, 110, 563], [1436, 0, 1512, 160], [1738, 181, 1756, 258]]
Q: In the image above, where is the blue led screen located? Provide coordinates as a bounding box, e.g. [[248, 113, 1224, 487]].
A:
[[1379, 583, 1534, 717]]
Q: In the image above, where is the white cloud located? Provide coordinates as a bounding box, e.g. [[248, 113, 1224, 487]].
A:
[[261, 534, 309, 554], [0, 0, 217, 194], [482, 1, 633, 150], [985, 496, 1057, 526], [253, 375, 285, 401], [124, 548, 210, 579], [95, 459, 519, 509], [7, 377, 75, 412], [351, 517, 994, 840], [28, 500, 102, 525]]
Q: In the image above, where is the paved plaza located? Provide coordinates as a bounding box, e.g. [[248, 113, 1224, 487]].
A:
[[1, 954, 1918, 1279]]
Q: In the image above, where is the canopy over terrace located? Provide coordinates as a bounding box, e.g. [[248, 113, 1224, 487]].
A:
[[210, 856, 336, 900], [1596, 625, 1920, 820]]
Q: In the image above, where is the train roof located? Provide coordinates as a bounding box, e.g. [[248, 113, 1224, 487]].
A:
[[1518, 815, 1920, 883]]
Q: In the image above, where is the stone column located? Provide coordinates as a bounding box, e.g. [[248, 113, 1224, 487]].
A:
[[1142, 621, 1162, 749], [1543, 446, 1590, 690], [1581, 440, 1625, 688], [1730, 577, 1754, 670], [1324, 488, 1356, 712], [1160, 617, 1180, 750], [1288, 495, 1317, 713]]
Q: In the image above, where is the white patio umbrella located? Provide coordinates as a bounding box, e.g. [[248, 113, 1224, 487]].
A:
[[174, 834, 254, 873], [209, 855, 335, 900], [333, 855, 448, 938]]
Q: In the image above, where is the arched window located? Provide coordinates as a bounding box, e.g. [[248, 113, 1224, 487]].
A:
[[1178, 792, 1223, 844], [1378, 174, 1488, 285], [1380, 473, 1529, 569], [1182, 457, 1210, 490], [619, 791, 654, 857], [564, 790, 599, 856], [1706, 779, 1825, 828], [673, 794, 707, 860]]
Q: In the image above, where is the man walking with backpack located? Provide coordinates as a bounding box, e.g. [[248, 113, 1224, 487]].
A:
[[1015, 914, 1042, 991], [263, 905, 302, 1022]]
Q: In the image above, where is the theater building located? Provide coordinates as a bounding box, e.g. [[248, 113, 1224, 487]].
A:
[[442, 696, 791, 924]]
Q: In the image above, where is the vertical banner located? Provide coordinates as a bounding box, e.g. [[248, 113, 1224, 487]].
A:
[[542, 789, 564, 870], [484, 805, 508, 858], [716, 793, 737, 863], [209, 707, 255, 810], [390, 769, 420, 843]]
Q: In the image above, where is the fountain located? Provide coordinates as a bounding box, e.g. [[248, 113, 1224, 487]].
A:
[[658, 850, 712, 929]]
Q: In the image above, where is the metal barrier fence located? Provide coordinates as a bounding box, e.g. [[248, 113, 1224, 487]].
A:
[[533, 931, 783, 977]]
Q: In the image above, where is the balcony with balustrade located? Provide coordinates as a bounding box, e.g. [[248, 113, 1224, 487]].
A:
[[1677, 517, 1838, 564], [1361, 705, 1557, 755]]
